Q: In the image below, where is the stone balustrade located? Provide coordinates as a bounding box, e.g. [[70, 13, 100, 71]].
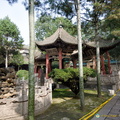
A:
[[0, 77, 52, 120], [85, 71, 120, 91]]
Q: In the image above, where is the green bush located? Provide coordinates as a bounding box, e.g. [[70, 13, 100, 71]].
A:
[[83, 67, 96, 82], [49, 67, 97, 95], [16, 70, 28, 80]]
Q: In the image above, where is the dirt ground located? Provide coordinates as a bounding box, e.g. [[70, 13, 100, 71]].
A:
[[35, 89, 109, 120], [35, 97, 83, 120]]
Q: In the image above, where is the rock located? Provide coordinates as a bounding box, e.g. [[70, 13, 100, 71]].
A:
[[1, 82, 8, 87], [0, 73, 5, 76], [7, 67, 15, 73], [7, 78, 14, 84], [0, 68, 9, 75], [1, 88, 9, 94], [9, 88, 15, 93], [6, 72, 16, 79], [0, 92, 16, 98], [0, 76, 7, 81], [0, 67, 16, 98]]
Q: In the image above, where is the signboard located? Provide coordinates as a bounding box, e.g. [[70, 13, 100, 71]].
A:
[[46, 48, 58, 56]]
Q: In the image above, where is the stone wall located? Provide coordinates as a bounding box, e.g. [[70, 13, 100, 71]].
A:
[[85, 71, 120, 91], [0, 77, 52, 120]]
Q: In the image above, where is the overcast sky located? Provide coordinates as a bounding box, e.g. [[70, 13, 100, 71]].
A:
[[0, 0, 29, 45]]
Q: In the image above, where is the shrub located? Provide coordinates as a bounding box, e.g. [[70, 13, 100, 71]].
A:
[[49, 67, 97, 95], [16, 70, 28, 80]]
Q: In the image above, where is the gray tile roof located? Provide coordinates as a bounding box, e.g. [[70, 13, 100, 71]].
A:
[[84, 39, 120, 48], [35, 27, 78, 46]]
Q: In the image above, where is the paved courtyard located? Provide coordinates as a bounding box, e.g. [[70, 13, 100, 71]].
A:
[[91, 91, 120, 120]]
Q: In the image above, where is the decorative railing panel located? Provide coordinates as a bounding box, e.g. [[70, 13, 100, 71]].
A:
[[0, 77, 52, 120]]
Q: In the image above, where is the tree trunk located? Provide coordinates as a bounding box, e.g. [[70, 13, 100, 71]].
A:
[[94, 0, 101, 97], [5, 49, 8, 68], [96, 40, 101, 97], [76, 0, 85, 110], [28, 0, 35, 120]]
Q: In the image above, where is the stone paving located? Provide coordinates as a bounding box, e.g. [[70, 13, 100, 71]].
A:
[[91, 91, 120, 120]]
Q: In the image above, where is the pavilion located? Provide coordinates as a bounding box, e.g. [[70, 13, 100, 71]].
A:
[[36, 26, 78, 78], [35, 27, 120, 78]]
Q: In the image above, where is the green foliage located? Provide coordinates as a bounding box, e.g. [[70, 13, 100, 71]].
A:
[[49, 67, 97, 95], [9, 51, 24, 66], [0, 17, 23, 48], [109, 45, 120, 60], [6, 0, 18, 4], [35, 16, 77, 41], [0, 16, 23, 66], [52, 88, 75, 98], [83, 67, 96, 81], [33, 0, 120, 42], [33, 0, 76, 20], [16, 70, 28, 80]]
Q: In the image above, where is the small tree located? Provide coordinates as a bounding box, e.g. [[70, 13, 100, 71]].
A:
[[35, 16, 77, 41], [16, 70, 28, 80], [49, 67, 96, 95]]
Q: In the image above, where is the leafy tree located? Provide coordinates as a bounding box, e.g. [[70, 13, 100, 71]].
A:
[[23, 0, 76, 20], [49, 67, 96, 95], [0, 17, 23, 67], [5, 1, 35, 119], [6, 0, 18, 4], [109, 45, 120, 61], [33, 0, 120, 41], [9, 51, 24, 70], [35, 15, 77, 41]]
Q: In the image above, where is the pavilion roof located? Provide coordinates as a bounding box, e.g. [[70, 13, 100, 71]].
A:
[[72, 39, 120, 60], [84, 39, 120, 48], [35, 27, 78, 52]]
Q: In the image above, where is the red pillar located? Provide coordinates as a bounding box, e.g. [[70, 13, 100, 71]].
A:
[[58, 48, 62, 69], [49, 60, 52, 73], [73, 59, 77, 68], [92, 56, 96, 69], [46, 53, 49, 79], [106, 51, 112, 74], [34, 64, 37, 73], [101, 55, 106, 74], [38, 66, 41, 78]]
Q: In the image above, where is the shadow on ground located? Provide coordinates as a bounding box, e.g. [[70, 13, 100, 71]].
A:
[[35, 89, 110, 120], [35, 97, 83, 120]]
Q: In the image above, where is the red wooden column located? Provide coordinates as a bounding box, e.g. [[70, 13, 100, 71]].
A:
[[73, 59, 77, 68], [46, 53, 49, 79], [106, 51, 112, 74], [92, 56, 96, 69], [34, 64, 37, 73], [38, 66, 41, 78], [49, 59, 52, 73], [101, 55, 106, 74], [58, 48, 62, 69]]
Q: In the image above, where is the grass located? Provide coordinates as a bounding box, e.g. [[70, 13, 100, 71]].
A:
[[52, 88, 75, 98], [36, 88, 110, 120]]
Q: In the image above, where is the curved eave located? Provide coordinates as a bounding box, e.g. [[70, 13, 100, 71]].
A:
[[84, 39, 120, 49], [71, 39, 120, 60], [35, 27, 78, 47]]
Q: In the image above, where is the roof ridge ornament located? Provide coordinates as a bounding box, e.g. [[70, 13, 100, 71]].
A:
[[58, 21, 63, 38], [59, 21, 63, 28]]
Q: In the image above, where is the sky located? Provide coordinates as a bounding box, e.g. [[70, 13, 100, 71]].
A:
[[0, 0, 29, 45]]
